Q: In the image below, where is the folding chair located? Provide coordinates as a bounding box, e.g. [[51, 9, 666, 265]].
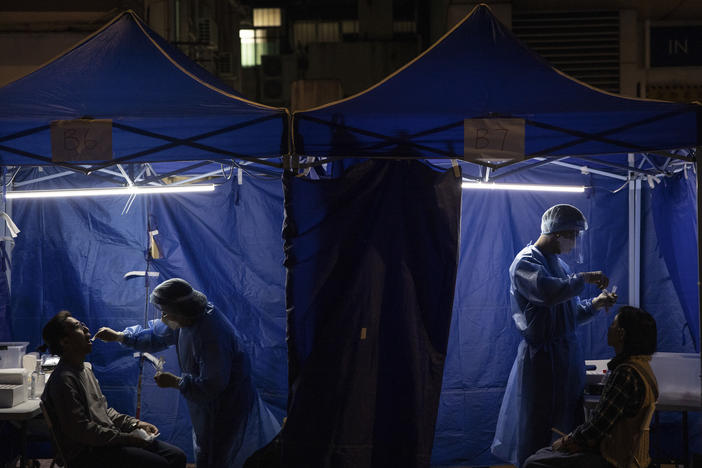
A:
[[39, 400, 68, 468]]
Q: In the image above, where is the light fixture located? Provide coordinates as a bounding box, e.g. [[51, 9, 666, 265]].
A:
[[462, 182, 585, 193], [6, 184, 216, 199]]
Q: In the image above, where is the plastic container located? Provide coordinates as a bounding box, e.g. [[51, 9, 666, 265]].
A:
[[0, 369, 29, 406], [0, 342, 29, 369], [0, 383, 26, 408], [0, 368, 29, 385], [33, 370, 46, 398]]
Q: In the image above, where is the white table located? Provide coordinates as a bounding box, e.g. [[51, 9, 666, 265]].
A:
[[0, 399, 42, 468]]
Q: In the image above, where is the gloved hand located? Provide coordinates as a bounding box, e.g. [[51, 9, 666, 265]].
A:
[[593, 290, 618, 311], [154, 371, 182, 389], [94, 327, 125, 343], [580, 271, 609, 289]]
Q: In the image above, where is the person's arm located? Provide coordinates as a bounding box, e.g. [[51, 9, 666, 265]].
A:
[[558, 259, 598, 324], [105, 408, 158, 435], [555, 259, 614, 324], [574, 297, 595, 324], [47, 371, 145, 447], [571, 366, 642, 448], [96, 319, 175, 352], [177, 327, 233, 403], [512, 257, 586, 307], [106, 407, 139, 432]]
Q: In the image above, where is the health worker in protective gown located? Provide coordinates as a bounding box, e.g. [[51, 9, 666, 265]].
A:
[[490, 204, 617, 468], [95, 278, 280, 468]]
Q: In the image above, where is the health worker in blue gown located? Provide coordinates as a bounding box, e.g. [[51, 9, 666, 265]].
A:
[[490, 204, 618, 468], [95, 278, 280, 468]]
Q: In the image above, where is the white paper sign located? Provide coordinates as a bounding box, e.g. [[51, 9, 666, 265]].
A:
[[51, 119, 113, 162], [464, 118, 525, 162]]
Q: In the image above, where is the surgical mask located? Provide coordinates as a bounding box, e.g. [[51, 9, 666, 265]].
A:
[[162, 317, 180, 330]]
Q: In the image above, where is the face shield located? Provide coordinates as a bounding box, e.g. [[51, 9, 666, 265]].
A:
[[153, 303, 181, 330], [541, 204, 588, 264], [557, 229, 586, 264], [149, 278, 207, 330]]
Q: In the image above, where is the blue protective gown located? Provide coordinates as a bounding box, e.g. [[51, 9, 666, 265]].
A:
[[121, 305, 280, 468], [491, 244, 598, 468]]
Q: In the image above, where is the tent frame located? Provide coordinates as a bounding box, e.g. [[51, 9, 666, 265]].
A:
[[0, 115, 286, 174], [292, 111, 696, 169]]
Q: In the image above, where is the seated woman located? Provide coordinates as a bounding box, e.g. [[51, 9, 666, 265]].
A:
[[40, 310, 186, 468], [524, 305, 658, 468]]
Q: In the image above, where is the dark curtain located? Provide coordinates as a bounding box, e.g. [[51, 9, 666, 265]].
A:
[[281, 159, 461, 468]]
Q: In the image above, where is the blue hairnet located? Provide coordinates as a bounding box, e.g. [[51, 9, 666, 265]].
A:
[[540, 204, 588, 234], [150, 278, 208, 316]]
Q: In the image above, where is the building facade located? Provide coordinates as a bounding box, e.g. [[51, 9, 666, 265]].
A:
[[1, 0, 701, 108]]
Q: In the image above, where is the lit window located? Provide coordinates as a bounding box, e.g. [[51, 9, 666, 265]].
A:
[[294, 20, 348, 46], [293, 21, 316, 47], [253, 8, 281, 27], [257, 29, 279, 57], [239, 29, 256, 67], [239, 28, 280, 67], [341, 20, 359, 35], [393, 21, 416, 33], [318, 22, 340, 43]]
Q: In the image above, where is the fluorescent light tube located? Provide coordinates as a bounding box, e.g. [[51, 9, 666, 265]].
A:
[[6, 184, 216, 199], [462, 182, 585, 193]]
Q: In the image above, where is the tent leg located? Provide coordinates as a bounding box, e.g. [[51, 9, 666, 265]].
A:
[[3, 169, 11, 295], [628, 153, 641, 308], [697, 109, 702, 406], [696, 152, 702, 406]]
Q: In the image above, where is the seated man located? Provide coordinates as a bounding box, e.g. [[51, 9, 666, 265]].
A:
[[40, 310, 186, 468], [524, 306, 659, 468]]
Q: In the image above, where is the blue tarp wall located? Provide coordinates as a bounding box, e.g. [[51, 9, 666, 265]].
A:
[[6, 169, 288, 461], [432, 164, 700, 466], [4, 160, 699, 466], [1, 5, 698, 466]]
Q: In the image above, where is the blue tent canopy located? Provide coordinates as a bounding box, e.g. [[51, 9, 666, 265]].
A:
[[0, 5, 700, 468], [0, 11, 290, 464], [290, 5, 700, 466], [292, 5, 700, 161], [0, 11, 288, 171]]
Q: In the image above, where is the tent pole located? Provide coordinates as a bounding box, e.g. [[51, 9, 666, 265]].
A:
[[697, 148, 702, 405], [2, 168, 10, 297], [628, 153, 641, 308], [697, 108, 702, 406]]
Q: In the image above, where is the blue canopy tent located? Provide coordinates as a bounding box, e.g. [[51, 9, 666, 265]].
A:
[[0, 10, 289, 463], [290, 4, 701, 466], [0, 10, 287, 171], [292, 6, 698, 161], [0, 4, 700, 468]]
